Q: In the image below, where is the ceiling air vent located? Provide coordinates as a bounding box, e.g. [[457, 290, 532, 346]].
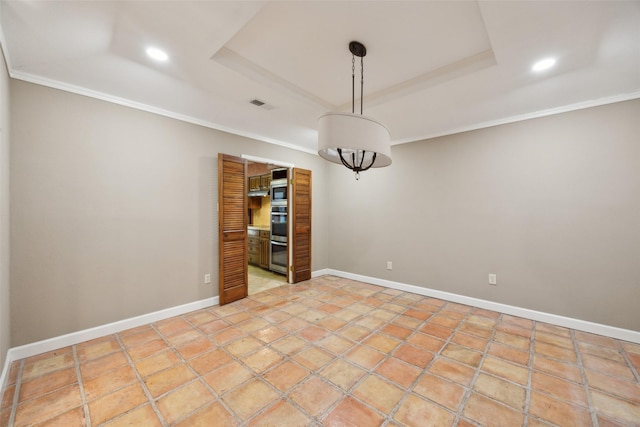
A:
[[249, 99, 276, 110]]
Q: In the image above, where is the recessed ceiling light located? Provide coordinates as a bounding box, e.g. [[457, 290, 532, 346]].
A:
[[532, 57, 556, 72], [146, 47, 168, 62]]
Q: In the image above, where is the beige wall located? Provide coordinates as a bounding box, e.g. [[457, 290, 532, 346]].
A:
[[10, 80, 329, 345], [0, 44, 10, 367], [7, 73, 639, 348], [328, 99, 640, 331], [251, 198, 271, 227]]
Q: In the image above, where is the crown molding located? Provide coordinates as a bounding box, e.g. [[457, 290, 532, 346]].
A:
[[392, 90, 640, 145], [9, 70, 318, 156]]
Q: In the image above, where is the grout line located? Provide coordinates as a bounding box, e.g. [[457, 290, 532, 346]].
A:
[[7, 360, 24, 427], [72, 345, 91, 427], [522, 319, 536, 426], [115, 333, 169, 427], [3, 277, 639, 425], [572, 329, 600, 427], [165, 315, 245, 425], [385, 298, 464, 424], [452, 308, 500, 426], [617, 340, 640, 384]]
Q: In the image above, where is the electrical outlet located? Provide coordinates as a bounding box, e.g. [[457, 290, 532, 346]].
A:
[[387, 261, 393, 270], [204, 274, 211, 284], [488, 274, 497, 285]]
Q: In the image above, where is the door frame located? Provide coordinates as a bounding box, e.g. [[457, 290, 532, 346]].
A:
[[240, 154, 295, 283]]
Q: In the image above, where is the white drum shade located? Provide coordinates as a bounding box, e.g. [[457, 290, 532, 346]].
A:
[[317, 112, 392, 168]]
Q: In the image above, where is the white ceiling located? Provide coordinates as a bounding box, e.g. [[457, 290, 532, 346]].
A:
[[1, 1, 639, 154]]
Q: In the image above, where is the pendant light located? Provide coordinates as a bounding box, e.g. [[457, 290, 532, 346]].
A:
[[318, 41, 391, 180]]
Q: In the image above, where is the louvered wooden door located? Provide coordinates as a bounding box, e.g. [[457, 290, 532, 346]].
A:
[[218, 154, 248, 305], [291, 168, 312, 283]]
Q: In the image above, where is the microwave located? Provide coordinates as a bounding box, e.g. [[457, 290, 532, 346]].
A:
[[271, 184, 288, 205], [270, 168, 288, 205]]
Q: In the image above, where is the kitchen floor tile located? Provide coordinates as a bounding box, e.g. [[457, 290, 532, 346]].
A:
[[18, 367, 77, 402], [413, 373, 465, 411], [473, 372, 526, 410], [188, 348, 233, 377], [101, 404, 162, 427], [202, 361, 253, 395], [428, 358, 476, 387], [156, 380, 214, 424], [344, 345, 386, 370], [528, 391, 593, 426], [463, 392, 524, 427], [248, 399, 311, 426], [143, 364, 196, 398], [289, 376, 343, 417], [243, 347, 283, 373], [222, 379, 279, 421], [532, 354, 582, 383], [324, 397, 385, 427], [173, 401, 237, 427], [481, 356, 529, 385], [264, 360, 309, 392], [394, 393, 456, 427], [531, 371, 588, 407], [352, 375, 404, 413], [134, 349, 181, 378], [2, 275, 638, 427], [320, 359, 367, 391], [32, 406, 85, 427], [13, 384, 82, 427], [393, 343, 434, 368], [83, 365, 137, 401], [87, 382, 147, 425], [76, 337, 121, 362], [375, 357, 422, 388]]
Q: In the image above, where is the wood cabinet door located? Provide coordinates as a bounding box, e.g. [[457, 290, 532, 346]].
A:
[[291, 168, 312, 283], [260, 237, 270, 269], [218, 153, 248, 305], [249, 176, 260, 191]]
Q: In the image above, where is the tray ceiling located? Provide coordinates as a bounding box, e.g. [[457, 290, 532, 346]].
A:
[[1, 1, 639, 153]]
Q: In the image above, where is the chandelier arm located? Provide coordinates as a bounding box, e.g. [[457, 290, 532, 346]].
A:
[[359, 152, 377, 172], [356, 149, 365, 170], [337, 148, 355, 170]]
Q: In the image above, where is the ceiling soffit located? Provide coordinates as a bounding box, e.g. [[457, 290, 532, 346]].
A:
[[211, 1, 495, 111]]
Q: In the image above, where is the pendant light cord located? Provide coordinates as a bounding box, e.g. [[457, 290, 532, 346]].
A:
[[360, 56, 364, 115], [352, 54, 355, 114], [352, 54, 364, 115]]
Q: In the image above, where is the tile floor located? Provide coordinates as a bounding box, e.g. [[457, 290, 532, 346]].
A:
[[248, 265, 287, 295], [1, 275, 639, 426]]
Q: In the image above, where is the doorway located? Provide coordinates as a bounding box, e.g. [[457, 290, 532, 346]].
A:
[[217, 153, 312, 305], [246, 160, 287, 295]]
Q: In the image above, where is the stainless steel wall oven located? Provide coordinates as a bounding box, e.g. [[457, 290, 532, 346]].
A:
[[269, 168, 288, 274]]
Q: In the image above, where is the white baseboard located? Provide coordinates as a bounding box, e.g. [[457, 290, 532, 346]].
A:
[[0, 296, 219, 395], [3, 269, 639, 398], [325, 269, 640, 344], [312, 268, 332, 278]]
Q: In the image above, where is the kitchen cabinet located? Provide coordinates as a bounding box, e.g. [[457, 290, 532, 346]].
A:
[[249, 173, 270, 192], [260, 174, 271, 190], [259, 230, 270, 269], [248, 227, 270, 268], [249, 176, 261, 191], [249, 197, 261, 209]]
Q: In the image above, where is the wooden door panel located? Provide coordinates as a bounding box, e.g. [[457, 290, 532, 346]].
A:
[[218, 153, 248, 305], [292, 168, 312, 283]]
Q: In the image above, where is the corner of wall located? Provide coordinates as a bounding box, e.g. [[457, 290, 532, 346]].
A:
[[0, 35, 11, 376]]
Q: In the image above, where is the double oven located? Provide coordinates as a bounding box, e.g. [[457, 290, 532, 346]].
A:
[[269, 168, 288, 274]]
